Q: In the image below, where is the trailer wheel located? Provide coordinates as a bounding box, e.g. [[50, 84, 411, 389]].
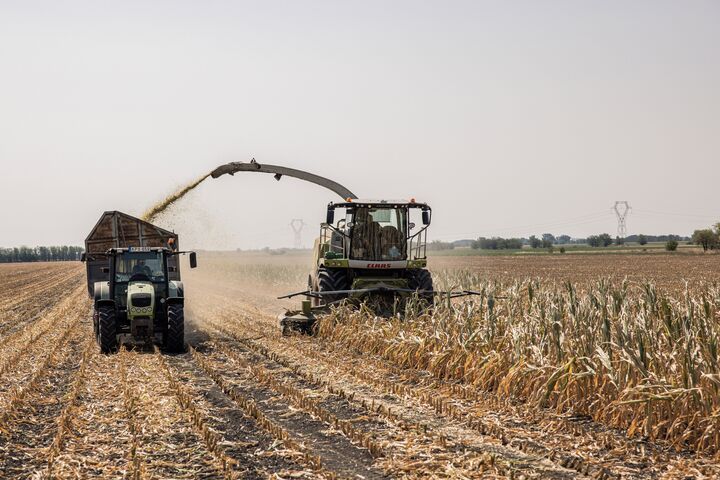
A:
[[317, 267, 349, 305], [98, 305, 117, 354], [165, 304, 185, 353], [409, 269, 434, 306]]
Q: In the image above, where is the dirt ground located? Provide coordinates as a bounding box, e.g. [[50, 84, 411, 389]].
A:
[[0, 255, 719, 479]]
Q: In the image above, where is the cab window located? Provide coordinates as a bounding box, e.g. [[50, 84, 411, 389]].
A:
[[115, 252, 165, 282]]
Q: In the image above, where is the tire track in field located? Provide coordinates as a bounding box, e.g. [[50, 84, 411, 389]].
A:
[[200, 315, 582, 479], [166, 349, 329, 479], [188, 341, 388, 479]]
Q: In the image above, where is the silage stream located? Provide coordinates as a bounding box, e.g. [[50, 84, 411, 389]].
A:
[[141, 173, 211, 223]]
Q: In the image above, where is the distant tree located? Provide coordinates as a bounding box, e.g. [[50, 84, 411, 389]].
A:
[[542, 233, 556, 245], [503, 238, 524, 249], [473, 237, 523, 250], [428, 240, 455, 251], [665, 240, 679, 252], [599, 233, 613, 247], [0, 245, 84, 263], [529, 235, 542, 249], [637, 234, 648, 246], [556, 235, 572, 245], [692, 229, 718, 251], [615, 236, 624, 246], [587, 235, 600, 247], [559, 246, 566, 254]]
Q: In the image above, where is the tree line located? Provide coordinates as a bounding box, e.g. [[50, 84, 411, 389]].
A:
[[691, 224, 720, 251], [0, 246, 84, 263], [469, 232, 690, 250]]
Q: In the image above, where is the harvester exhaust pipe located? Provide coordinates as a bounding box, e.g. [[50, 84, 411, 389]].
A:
[[211, 158, 357, 201]]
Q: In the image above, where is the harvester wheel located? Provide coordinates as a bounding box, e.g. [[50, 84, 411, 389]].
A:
[[97, 305, 117, 354], [316, 267, 349, 305], [409, 269, 434, 305], [165, 304, 185, 353]]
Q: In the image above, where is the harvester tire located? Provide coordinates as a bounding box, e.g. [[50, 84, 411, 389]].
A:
[[409, 269, 434, 305], [165, 304, 185, 353], [317, 267, 349, 305], [97, 306, 117, 354]]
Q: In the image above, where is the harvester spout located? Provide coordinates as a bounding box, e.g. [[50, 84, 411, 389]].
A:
[[211, 159, 357, 200]]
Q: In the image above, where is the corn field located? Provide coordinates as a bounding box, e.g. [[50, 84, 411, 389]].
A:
[[318, 271, 720, 455], [1, 255, 720, 479]]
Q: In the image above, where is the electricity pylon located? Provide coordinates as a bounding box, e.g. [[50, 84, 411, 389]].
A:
[[613, 201, 631, 239], [290, 219, 306, 249]]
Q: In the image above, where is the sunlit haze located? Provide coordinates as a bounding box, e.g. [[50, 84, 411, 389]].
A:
[[1, 0, 718, 249]]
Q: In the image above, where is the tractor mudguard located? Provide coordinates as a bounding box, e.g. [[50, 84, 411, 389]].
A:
[[93, 281, 114, 307], [167, 280, 184, 305]]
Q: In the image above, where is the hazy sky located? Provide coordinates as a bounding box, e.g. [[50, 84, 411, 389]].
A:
[[1, 1, 718, 249]]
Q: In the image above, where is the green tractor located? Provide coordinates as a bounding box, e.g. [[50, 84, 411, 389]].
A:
[[90, 246, 197, 353], [83, 211, 197, 353]]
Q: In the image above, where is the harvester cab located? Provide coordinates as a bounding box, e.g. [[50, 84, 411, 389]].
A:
[[313, 199, 434, 305], [91, 247, 197, 353]]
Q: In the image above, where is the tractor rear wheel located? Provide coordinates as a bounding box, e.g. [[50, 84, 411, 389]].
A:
[[408, 269, 434, 305], [316, 267, 349, 306], [97, 305, 117, 354], [165, 304, 185, 353]]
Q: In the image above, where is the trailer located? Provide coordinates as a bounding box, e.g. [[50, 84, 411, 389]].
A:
[[83, 211, 181, 296]]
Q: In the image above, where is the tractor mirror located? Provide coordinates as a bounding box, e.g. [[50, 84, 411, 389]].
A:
[[422, 209, 430, 225], [101, 267, 110, 274], [80, 253, 87, 262], [189, 252, 198, 269], [326, 207, 335, 225]]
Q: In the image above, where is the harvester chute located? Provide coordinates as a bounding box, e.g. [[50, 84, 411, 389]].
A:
[[211, 158, 357, 201]]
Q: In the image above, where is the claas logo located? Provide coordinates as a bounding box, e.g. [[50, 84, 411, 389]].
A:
[[366, 263, 391, 268]]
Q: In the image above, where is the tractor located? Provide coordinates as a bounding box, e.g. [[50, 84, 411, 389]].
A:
[[89, 246, 197, 353], [82, 211, 197, 353]]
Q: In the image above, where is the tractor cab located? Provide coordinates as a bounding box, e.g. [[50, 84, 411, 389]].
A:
[[109, 248, 169, 312]]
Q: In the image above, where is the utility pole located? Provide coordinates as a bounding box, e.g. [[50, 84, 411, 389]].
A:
[[613, 201, 631, 239], [290, 219, 306, 249]]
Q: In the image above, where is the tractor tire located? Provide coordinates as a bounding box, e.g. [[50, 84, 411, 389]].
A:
[[165, 304, 185, 353], [97, 305, 117, 354], [316, 267, 349, 305], [408, 269, 434, 306]]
